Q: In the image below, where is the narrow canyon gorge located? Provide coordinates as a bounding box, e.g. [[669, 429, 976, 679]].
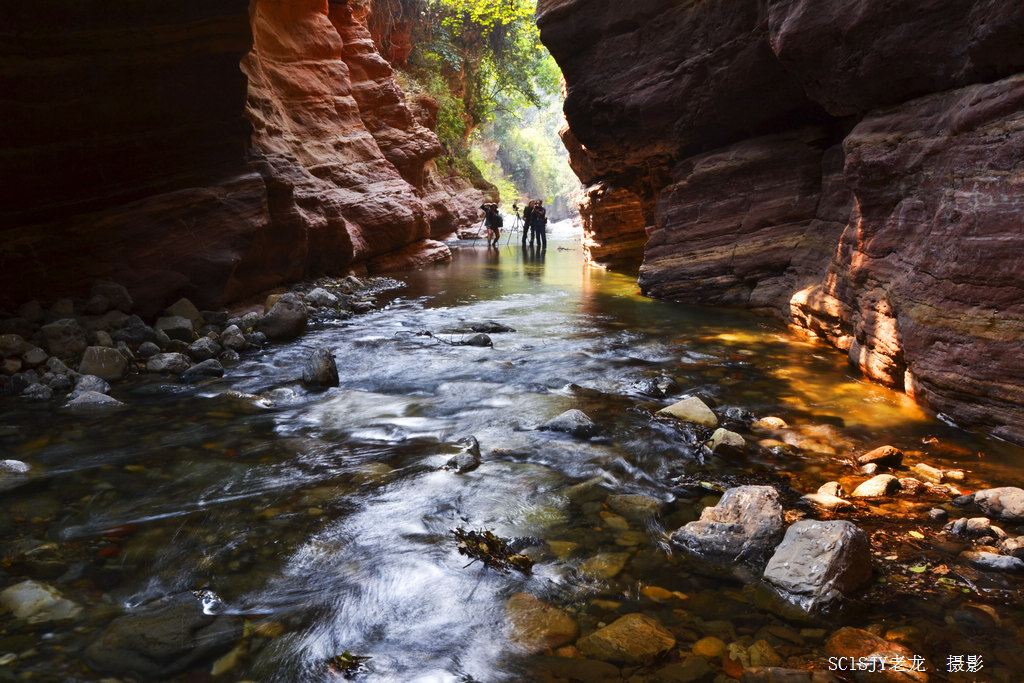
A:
[[539, 0, 1024, 444]]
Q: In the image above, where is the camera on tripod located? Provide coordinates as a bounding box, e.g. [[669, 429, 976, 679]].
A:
[[512, 202, 519, 217]]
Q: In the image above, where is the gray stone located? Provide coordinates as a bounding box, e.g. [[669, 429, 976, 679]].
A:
[[850, 474, 900, 497], [707, 427, 747, 456], [0, 333, 27, 356], [658, 396, 718, 427], [304, 287, 339, 307], [444, 436, 481, 473], [43, 372, 73, 393], [163, 298, 203, 327], [23, 382, 53, 400], [301, 347, 340, 387], [0, 459, 32, 493], [112, 316, 159, 345], [241, 311, 260, 330], [460, 333, 492, 347], [137, 342, 161, 358], [187, 337, 221, 362], [257, 293, 307, 340], [219, 349, 241, 364], [90, 280, 133, 313], [245, 331, 267, 346], [71, 374, 110, 399], [0, 580, 82, 624], [65, 391, 124, 409], [928, 507, 949, 522], [92, 330, 114, 347], [78, 346, 128, 381], [974, 487, 1024, 522], [41, 318, 89, 360], [154, 315, 194, 343], [84, 592, 243, 678], [540, 408, 599, 438], [146, 353, 192, 375], [470, 321, 515, 333], [220, 325, 246, 351], [959, 550, 1024, 573], [180, 359, 224, 383], [670, 485, 785, 577], [763, 520, 872, 615], [21, 345, 48, 367]]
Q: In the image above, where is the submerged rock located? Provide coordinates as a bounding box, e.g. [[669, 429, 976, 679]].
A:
[[540, 409, 599, 438], [762, 520, 872, 616], [606, 493, 662, 521], [506, 592, 579, 654], [0, 580, 82, 624], [0, 459, 32, 492], [658, 396, 718, 427], [671, 485, 785, 579], [470, 321, 515, 333], [576, 613, 676, 664], [180, 359, 224, 383], [301, 347, 339, 387], [84, 592, 244, 678], [824, 628, 927, 683]]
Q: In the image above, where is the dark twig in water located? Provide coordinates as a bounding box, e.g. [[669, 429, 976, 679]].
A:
[[453, 527, 534, 573]]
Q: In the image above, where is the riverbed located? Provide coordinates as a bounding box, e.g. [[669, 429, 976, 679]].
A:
[[1, 229, 1022, 682]]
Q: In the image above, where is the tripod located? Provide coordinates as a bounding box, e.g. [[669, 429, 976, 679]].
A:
[[505, 211, 523, 246]]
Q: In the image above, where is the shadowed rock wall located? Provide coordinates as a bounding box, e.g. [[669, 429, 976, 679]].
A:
[[539, 0, 1024, 442], [0, 0, 481, 315]]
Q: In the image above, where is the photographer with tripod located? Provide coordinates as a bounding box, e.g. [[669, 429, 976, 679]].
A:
[[521, 200, 536, 247]]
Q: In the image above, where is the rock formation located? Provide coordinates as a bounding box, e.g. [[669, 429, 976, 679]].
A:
[[0, 0, 485, 316], [539, 0, 1024, 443]]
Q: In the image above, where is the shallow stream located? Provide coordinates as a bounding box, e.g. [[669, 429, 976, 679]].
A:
[[1, 227, 1022, 682]]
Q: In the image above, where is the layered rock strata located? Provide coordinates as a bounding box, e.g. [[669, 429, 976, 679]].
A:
[[0, 0, 483, 315], [539, 0, 1024, 442]]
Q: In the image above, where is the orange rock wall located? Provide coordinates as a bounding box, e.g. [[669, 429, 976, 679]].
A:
[[0, 0, 481, 315]]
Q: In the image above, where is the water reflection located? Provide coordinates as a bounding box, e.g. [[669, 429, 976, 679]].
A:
[[1, 233, 1021, 681]]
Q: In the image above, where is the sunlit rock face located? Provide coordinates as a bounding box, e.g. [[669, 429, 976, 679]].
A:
[[540, 0, 1024, 442], [0, 0, 477, 314]]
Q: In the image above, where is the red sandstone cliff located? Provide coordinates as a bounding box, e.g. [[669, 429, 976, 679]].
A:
[[539, 0, 1024, 443], [0, 0, 483, 315]]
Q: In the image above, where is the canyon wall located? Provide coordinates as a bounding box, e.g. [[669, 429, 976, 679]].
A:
[[0, 0, 483, 316], [539, 0, 1024, 443]]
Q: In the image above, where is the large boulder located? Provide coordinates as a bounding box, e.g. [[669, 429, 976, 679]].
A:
[[84, 592, 244, 678], [576, 613, 675, 664], [973, 487, 1024, 522], [257, 293, 308, 340], [762, 520, 872, 616], [670, 485, 785, 579]]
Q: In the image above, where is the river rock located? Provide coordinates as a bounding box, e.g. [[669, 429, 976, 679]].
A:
[[180, 359, 224, 383], [1001, 537, 1024, 559], [0, 580, 82, 624], [41, 318, 89, 360], [856, 445, 903, 469], [112, 316, 158, 345], [850, 474, 900, 497], [606, 493, 662, 521], [146, 353, 191, 375], [65, 391, 124, 409], [90, 280, 133, 313], [23, 382, 53, 400], [506, 592, 579, 654], [460, 332, 492, 347], [304, 287, 338, 307], [163, 297, 202, 327], [973, 487, 1024, 522], [444, 436, 481, 473], [78, 346, 128, 380], [671, 485, 785, 578], [154, 315, 194, 343], [0, 333, 27, 357], [187, 337, 221, 362], [301, 347, 339, 387], [533, 656, 620, 681], [578, 551, 631, 580], [470, 321, 515, 333], [658, 396, 718, 427], [763, 520, 872, 616], [257, 293, 307, 340], [540, 409, 599, 438], [220, 324, 246, 351], [576, 613, 676, 664], [817, 482, 846, 497], [0, 459, 32, 492], [84, 592, 244, 678], [960, 550, 1024, 574], [824, 627, 927, 683], [910, 462, 943, 484], [801, 493, 853, 512], [71, 374, 109, 398], [21, 345, 48, 367], [707, 427, 747, 456]]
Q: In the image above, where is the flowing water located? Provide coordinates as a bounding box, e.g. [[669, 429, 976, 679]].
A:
[[1, 224, 1022, 682]]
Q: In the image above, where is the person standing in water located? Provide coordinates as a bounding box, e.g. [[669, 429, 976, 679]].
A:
[[479, 202, 502, 247], [530, 200, 547, 249], [521, 200, 536, 248]]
